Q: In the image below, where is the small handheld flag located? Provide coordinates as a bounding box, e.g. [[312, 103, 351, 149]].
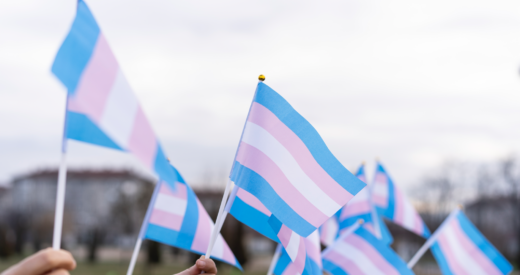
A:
[[322, 225, 414, 275], [430, 209, 512, 275], [127, 167, 241, 275], [371, 162, 430, 238], [50, 0, 175, 250], [230, 82, 366, 237]]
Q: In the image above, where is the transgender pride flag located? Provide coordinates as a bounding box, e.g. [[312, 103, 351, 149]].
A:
[[51, 0, 176, 189], [322, 226, 413, 275], [371, 162, 430, 238], [430, 209, 512, 275], [230, 82, 366, 237], [273, 230, 322, 275], [140, 167, 241, 269]]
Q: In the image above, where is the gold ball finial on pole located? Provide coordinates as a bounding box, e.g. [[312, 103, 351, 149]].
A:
[[258, 75, 266, 82], [357, 218, 365, 225]]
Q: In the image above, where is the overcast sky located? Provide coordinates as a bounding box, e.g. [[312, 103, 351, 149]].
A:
[[1, 0, 520, 192]]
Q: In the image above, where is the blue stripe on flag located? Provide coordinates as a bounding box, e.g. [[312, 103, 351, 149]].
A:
[[231, 161, 316, 236], [253, 83, 365, 195], [145, 223, 180, 246], [51, 0, 100, 94], [229, 196, 280, 242], [430, 242, 454, 275], [354, 227, 413, 275], [378, 216, 394, 246], [176, 184, 199, 248], [456, 212, 513, 274], [322, 259, 349, 275], [273, 250, 292, 275], [153, 145, 178, 190], [65, 111, 121, 150], [304, 257, 322, 275]]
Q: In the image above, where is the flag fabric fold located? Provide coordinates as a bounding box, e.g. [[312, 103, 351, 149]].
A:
[[274, 230, 322, 275], [230, 82, 366, 237], [371, 162, 430, 238], [431, 209, 512, 275], [226, 185, 280, 242], [51, 0, 176, 190], [322, 226, 414, 275], [319, 215, 339, 247], [141, 167, 242, 270]]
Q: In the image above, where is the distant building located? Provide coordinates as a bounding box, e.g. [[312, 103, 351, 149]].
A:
[[2, 169, 154, 250]]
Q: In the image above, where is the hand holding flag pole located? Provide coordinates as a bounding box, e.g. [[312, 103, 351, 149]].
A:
[[204, 75, 266, 260]]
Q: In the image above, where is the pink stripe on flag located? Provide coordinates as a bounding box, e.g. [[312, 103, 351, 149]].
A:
[[191, 200, 211, 253], [277, 224, 294, 248], [346, 234, 400, 275], [363, 223, 376, 235], [149, 209, 183, 231], [340, 201, 371, 218], [324, 251, 366, 275], [413, 211, 424, 236], [437, 228, 470, 275], [372, 194, 387, 208], [236, 188, 271, 216], [282, 236, 307, 275], [127, 107, 158, 168], [221, 241, 236, 265], [236, 142, 329, 227], [394, 186, 405, 226], [374, 173, 388, 183], [247, 103, 353, 205], [451, 219, 502, 274], [69, 34, 119, 123], [159, 183, 187, 199], [305, 238, 322, 267]]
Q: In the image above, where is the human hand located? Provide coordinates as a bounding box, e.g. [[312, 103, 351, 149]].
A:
[[175, 256, 217, 275], [1, 248, 76, 275]]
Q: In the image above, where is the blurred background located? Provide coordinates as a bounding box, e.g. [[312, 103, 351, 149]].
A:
[[1, 0, 520, 274]]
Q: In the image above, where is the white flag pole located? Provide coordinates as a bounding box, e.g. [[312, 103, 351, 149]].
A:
[[204, 179, 233, 258], [52, 151, 68, 249], [267, 244, 282, 275], [407, 208, 461, 269], [127, 181, 163, 275], [52, 94, 70, 250], [205, 75, 265, 260]]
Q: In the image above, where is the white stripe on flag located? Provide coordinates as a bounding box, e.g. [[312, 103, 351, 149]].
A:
[[335, 241, 386, 275], [154, 194, 187, 216], [402, 196, 416, 230], [99, 70, 139, 148], [372, 180, 388, 199], [286, 231, 301, 261], [242, 122, 340, 217], [442, 224, 487, 275]]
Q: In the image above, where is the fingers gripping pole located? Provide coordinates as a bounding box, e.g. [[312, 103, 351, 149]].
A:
[[52, 153, 68, 250], [205, 179, 233, 258]]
